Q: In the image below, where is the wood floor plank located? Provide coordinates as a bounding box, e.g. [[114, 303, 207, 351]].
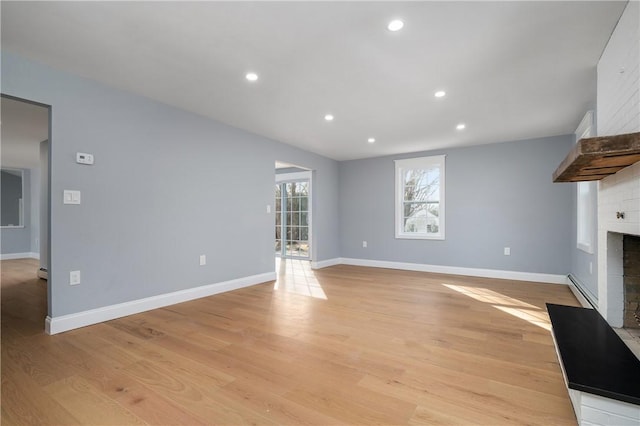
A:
[[2, 258, 580, 425], [1, 360, 80, 426], [44, 375, 146, 425], [217, 379, 344, 425]]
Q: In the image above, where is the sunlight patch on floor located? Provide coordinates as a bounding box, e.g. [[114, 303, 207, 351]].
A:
[[275, 257, 327, 300], [442, 283, 550, 330]]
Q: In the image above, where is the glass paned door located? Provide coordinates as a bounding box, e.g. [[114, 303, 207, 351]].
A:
[[275, 180, 310, 258]]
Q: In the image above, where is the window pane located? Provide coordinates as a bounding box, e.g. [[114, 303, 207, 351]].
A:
[[403, 202, 427, 233], [426, 203, 439, 233], [300, 227, 308, 241], [404, 170, 420, 185], [403, 216, 427, 233], [275, 213, 281, 226], [286, 241, 298, 256], [275, 225, 281, 239], [300, 197, 308, 211], [404, 185, 419, 201], [404, 169, 439, 203], [404, 201, 426, 219], [298, 241, 309, 256], [300, 212, 308, 226], [291, 227, 299, 240], [275, 198, 281, 212], [292, 197, 300, 212], [297, 182, 308, 195]]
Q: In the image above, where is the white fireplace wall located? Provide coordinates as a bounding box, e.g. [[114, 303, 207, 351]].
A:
[[596, 0, 640, 327]]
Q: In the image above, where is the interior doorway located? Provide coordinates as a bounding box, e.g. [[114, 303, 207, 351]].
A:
[[1, 94, 52, 330], [275, 162, 312, 260]]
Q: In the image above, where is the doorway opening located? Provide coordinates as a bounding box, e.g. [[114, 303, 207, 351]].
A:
[[275, 162, 311, 260], [1, 94, 52, 332]]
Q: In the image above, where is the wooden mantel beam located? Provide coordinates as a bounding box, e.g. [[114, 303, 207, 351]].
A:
[[553, 132, 640, 182]]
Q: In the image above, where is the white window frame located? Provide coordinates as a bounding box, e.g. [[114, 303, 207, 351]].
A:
[[575, 111, 595, 254], [395, 155, 445, 240]]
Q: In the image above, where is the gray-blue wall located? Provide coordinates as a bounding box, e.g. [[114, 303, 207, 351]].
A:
[[339, 135, 574, 275], [1, 170, 23, 226], [2, 49, 582, 323], [1, 168, 32, 254], [2, 52, 339, 317]]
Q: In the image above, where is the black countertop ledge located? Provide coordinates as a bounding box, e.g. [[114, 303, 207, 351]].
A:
[[546, 303, 640, 406]]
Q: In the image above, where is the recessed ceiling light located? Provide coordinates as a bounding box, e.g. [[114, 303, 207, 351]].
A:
[[387, 19, 404, 32], [434, 90, 446, 98], [368, 138, 376, 143], [245, 72, 258, 82], [324, 114, 334, 121], [456, 123, 466, 130]]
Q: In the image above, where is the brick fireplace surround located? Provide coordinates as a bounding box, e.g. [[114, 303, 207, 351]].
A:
[[623, 235, 640, 329]]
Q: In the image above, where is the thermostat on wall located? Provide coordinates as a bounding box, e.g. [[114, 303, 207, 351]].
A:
[[76, 152, 94, 165]]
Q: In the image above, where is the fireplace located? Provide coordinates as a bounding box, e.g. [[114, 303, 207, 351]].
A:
[[597, 160, 640, 329]]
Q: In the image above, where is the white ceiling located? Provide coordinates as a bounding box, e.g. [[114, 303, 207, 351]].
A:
[[0, 1, 627, 161], [1, 97, 49, 169]]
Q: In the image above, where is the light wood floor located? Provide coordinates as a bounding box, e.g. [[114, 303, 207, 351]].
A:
[[2, 258, 581, 425]]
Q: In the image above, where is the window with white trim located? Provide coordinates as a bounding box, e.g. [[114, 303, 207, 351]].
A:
[[575, 111, 595, 254], [395, 155, 445, 240]]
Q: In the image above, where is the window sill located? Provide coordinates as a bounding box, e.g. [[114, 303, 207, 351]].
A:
[[577, 243, 594, 254], [395, 233, 445, 240]]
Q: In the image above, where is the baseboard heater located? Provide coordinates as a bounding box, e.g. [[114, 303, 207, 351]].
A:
[[37, 267, 48, 280], [567, 274, 596, 309]]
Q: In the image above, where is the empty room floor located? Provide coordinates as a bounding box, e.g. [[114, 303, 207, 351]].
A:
[[1, 258, 580, 425]]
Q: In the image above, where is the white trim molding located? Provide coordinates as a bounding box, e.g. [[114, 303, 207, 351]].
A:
[[313, 257, 567, 285], [0, 252, 40, 260], [310, 258, 342, 269], [45, 271, 276, 335]]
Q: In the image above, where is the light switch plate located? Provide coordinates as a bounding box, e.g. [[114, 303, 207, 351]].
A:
[[69, 270, 81, 285], [63, 190, 81, 205]]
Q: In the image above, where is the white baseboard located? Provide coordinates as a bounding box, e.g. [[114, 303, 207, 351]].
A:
[[45, 271, 277, 335], [0, 252, 39, 260], [310, 257, 342, 269], [319, 257, 567, 284]]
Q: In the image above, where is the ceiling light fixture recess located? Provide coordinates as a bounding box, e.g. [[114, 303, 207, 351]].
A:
[[324, 114, 334, 121], [245, 72, 258, 82], [387, 19, 404, 32], [456, 123, 466, 130], [434, 90, 446, 98], [368, 138, 375, 143]]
